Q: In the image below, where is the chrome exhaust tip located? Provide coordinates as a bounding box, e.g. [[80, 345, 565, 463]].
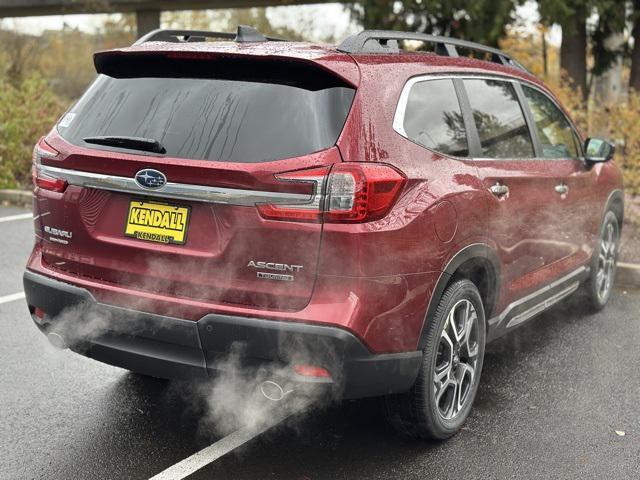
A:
[[260, 380, 293, 402], [47, 332, 67, 350]]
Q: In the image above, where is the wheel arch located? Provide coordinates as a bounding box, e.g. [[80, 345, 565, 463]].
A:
[[418, 243, 500, 350]]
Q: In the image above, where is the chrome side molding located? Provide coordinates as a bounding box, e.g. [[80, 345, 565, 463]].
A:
[[505, 281, 580, 329], [36, 164, 314, 207], [489, 266, 588, 331]]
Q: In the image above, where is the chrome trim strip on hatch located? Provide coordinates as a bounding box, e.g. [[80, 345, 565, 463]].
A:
[[36, 164, 315, 206]]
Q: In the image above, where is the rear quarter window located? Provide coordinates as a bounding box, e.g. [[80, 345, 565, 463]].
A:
[[400, 78, 469, 157]]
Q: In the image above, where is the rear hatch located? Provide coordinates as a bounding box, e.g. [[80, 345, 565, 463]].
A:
[[35, 49, 357, 311]]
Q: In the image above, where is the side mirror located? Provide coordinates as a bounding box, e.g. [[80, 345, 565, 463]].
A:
[[584, 137, 615, 163]]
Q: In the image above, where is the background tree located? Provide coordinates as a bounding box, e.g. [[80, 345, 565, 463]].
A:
[[589, 0, 627, 76], [349, 0, 520, 47], [0, 25, 41, 86], [538, 0, 628, 100], [163, 8, 318, 42], [631, 0, 640, 91], [538, 0, 589, 98]]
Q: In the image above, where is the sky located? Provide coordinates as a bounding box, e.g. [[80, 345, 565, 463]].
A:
[[0, 1, 560, 45]]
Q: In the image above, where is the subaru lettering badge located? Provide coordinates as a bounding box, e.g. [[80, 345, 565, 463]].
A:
[[135, 169, 167, 190]]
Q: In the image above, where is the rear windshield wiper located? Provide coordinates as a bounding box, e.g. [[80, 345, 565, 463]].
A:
[[83, 136, 166, 154]]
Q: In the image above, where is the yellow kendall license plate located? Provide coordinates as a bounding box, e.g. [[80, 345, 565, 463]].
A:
[[125, 200, 190, 245]]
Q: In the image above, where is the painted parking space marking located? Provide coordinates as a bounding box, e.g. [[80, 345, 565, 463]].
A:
[[0, 213, 33, 223], [0, 292, 25, 305], [149, 400, 309, 480]]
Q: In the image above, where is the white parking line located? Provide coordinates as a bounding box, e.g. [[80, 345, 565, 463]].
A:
[[0, 292, 25, 305], [149, 401, 308, 480], [0, 213, 33, 223]]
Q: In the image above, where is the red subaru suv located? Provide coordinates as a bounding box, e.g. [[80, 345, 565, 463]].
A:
[[24, 27, 623, 439]]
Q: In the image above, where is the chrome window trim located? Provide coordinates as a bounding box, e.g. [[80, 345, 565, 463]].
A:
[[392, 73, 584, 161], [36, 164, 315, 207]]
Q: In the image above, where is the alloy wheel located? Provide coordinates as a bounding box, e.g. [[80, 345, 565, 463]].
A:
[[433, 299, 479, 420], [596, 220, 617, 303]]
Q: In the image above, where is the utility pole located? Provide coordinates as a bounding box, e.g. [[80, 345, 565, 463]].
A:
[[136, 9, 160, 37]]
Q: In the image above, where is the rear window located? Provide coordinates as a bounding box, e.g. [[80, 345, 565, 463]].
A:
[[57, 60, 355, 163]]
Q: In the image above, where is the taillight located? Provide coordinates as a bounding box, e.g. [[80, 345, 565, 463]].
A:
[[257, 163, 406, 223], [257, 166, 329, 223], [32, 138, 67, 193], [325, 163, 406, 223]]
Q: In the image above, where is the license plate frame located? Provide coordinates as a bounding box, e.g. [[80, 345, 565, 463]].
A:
[[124, 199, 191, 245]]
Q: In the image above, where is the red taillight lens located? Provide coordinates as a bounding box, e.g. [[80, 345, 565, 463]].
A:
[[34, 175, 68, 193], [257, 163, 405, 224], [32, 138, 67, 192], [325, 163, 406, 223]]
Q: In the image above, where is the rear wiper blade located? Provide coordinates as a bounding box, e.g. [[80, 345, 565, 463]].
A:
[[83, 136, 166, 154]]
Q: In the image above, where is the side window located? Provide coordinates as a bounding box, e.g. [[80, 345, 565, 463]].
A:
[[522, 85, 579, 159], [402, 78, 469, 157], [463, 79, 535, 159]]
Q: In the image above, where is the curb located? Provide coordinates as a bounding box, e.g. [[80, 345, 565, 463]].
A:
[[0, 189, 32, 208], [617, 263, 640, 288]]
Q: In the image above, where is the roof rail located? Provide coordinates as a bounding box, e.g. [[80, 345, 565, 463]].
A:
[[337, 30, 529, 72], [134, 25, 282, 46]]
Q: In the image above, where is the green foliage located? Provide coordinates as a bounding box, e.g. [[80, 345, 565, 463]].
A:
[[349, 0, 520, 47], [0, 75, 65, 188], [605, 91, 640, 195]]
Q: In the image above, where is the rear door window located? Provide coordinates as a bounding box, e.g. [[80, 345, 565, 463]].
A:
[[58, 71, 355, 163], [521, 86, 580, 159], [463, 79, 535, 159], [401, 78, 469, 157]]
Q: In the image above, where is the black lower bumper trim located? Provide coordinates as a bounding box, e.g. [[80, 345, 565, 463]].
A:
[[23, 270, 207, 380], [23, 270, 422, 399]]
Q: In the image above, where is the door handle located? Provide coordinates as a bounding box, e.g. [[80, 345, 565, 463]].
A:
[[489, 182, 509, 197], [555, 183, 569, 195]]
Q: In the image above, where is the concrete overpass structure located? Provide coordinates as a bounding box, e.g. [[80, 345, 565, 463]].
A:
[[0, 1, 331, 36]]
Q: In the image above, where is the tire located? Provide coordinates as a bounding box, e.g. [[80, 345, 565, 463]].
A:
[[581, 210, 620, 312], [385, 279, 486, 440]]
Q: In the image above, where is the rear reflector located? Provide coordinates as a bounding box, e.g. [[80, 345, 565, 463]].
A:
[[258, 163, 405, 223], [293, 364, 332, 378], [34, 307, 45, 319], [34, 174, 68, 193]]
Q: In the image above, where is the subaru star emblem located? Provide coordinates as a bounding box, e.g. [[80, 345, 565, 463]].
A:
[[135, 169, 167, 190]]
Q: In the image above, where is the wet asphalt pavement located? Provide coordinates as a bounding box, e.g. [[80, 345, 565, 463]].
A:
[[1, 204, 639, 479]]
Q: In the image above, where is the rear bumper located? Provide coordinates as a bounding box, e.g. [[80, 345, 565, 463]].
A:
[[23, 270, 422, 399]]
